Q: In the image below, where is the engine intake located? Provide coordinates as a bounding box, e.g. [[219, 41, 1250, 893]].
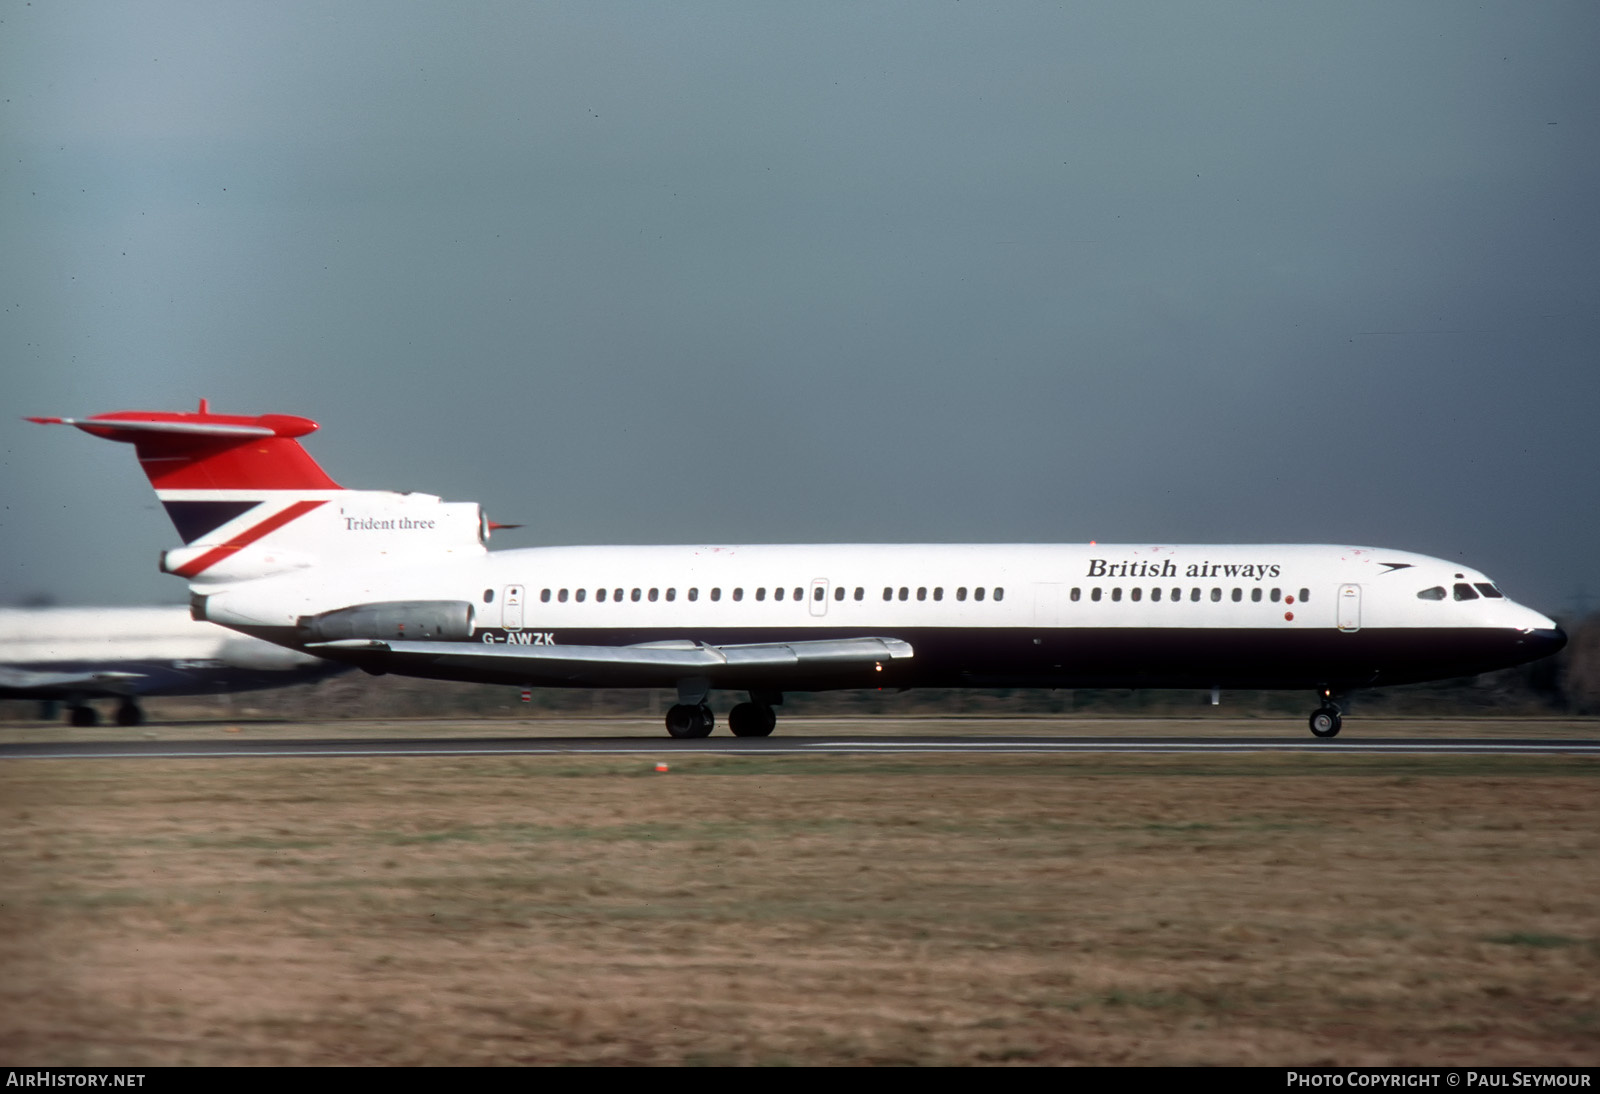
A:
[[297, 600, 474, 642]]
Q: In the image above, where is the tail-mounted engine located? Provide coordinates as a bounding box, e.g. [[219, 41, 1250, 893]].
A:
[[296, 600, 475, 642]]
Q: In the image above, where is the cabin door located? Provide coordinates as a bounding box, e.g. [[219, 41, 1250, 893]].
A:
[[809, 579, 829, 618], [1337, 583, 1361, 632], [502, 585, 525, 630]]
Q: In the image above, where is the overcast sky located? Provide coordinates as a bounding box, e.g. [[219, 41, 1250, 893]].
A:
[[2, 2, 1596, 616]]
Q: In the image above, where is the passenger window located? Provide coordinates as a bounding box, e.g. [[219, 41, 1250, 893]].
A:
[[1299, 588, 1310, 602], [648, 588, 659, 602], [1453, 583, 1480, 601], [994, 588, 1004, 602], [884, 587, 894, 602], [834, 586, 844, 601], [1417, 587, 1447, 600], [917, 587, 927, 601], [687, 588, 698, 602], [1270, 588, 1280, 603], [1151, 588, 1161, 602], [631, 588, 642, 602], [934, 587, 944, 601], [1475, 583, 1504, 599], [1132, 587, 1143, 602], [774, 587, 783, 601], [854, 587, 864, 601], [1231, 589, 1242, 602], [483, 589, 494, 604], [1210, 588, 1221, 602], [757, 588, 767, 601], [613, 588, 623, 603], [1070, 588, 1081, 602], [1111, 588, 1122, 602], [710, 588, 721, 602], [815, 587, 825, 601], [665, 588, 674, 602], [558, 589, 569, 603], [794, 587, 803, 601], [733, 587, 744, 602], [899, 587, 909, 601], [974, 587, 985, 601], [957, 587, 968, 601], [1091, 587, 1102, 602], [540, 589, 552, 603], [576, 589, 587, 603], [1251, 588, 1262, 603]]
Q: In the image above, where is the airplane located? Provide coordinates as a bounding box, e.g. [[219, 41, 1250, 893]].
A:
[[28, 402, 1566, 739], [0, 604, 350, 726]]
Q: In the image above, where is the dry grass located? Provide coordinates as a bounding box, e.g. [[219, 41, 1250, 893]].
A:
[[0, 736, 1597, 1065]]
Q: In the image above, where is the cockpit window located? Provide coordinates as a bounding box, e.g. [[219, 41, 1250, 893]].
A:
[[1452, 583, 1480, 601], [1417, 586, 1446, 601], [1475, 583, 1504, 599]]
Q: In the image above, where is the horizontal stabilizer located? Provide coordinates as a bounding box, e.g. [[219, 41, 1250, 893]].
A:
[[0, 667, 146, 698], [26, 417, 277, 439]]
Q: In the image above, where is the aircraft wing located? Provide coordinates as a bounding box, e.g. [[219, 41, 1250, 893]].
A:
[[306, 636, 914, 688], [0, 666, 146, 698]]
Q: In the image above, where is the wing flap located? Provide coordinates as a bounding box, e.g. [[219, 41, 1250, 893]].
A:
[[306, 636, 913, 688]]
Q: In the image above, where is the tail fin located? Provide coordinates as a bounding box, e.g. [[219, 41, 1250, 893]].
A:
[[32, 401, 487, 584]]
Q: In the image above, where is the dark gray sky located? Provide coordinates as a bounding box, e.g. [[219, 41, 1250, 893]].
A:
[[3, 2, 1597, 616]]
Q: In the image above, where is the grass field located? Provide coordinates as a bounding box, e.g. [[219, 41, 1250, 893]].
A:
[[1, 720, 1597, 1065]]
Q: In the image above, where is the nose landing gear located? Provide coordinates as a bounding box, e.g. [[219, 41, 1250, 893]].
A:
[[1309, 689, 1344, 738]]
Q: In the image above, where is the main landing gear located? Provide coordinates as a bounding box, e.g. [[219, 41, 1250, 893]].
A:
[[664, 703, 715, 739], [1308, 689, 1344, 739], [663, 690, 781, 739], [727, 702, 777, 738], [64, 698, 146, 727]]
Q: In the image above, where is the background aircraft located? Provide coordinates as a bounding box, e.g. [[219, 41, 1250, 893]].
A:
[[0, 605, 349, 726]]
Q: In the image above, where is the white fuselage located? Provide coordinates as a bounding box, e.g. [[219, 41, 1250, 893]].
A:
[[195, 542, 1561, 693]]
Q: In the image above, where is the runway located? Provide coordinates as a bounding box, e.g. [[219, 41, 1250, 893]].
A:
[[4, 733, 1598, 759]]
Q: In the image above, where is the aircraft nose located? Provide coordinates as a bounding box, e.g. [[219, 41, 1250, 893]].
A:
[[1524, 626, 1567, 658]]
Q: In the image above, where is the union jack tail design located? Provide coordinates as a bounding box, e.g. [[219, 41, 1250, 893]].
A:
[[30, 400, 485, 584]]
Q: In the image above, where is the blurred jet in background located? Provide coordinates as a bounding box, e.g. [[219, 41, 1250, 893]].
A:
[[0, 606, 349, 726]]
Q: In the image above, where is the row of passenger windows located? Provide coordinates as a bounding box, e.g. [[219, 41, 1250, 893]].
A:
[[1417, 582, 1504, 601], [884, 586, 1002, 602], [1072, 586, 1310, 604], [512, 585, 1008, 605], [497, 582, 1504, 607], [500, 584, 1314, 606]]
